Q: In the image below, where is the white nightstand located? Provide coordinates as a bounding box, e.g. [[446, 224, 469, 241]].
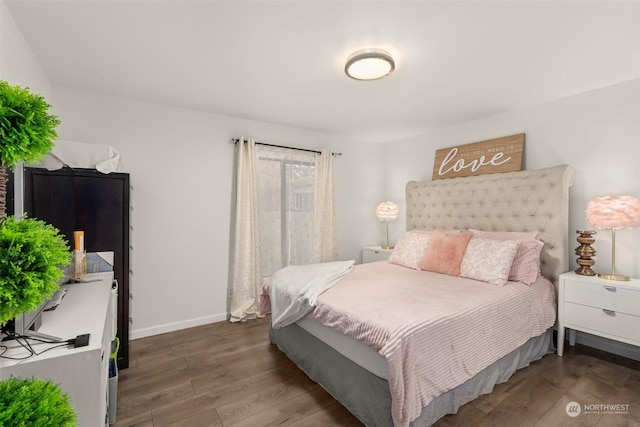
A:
[[362, 246, 393, 263], [557, 271, 640, 356]]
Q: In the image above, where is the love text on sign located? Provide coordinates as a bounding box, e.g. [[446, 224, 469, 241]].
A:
[[432, 134, 525, 180]]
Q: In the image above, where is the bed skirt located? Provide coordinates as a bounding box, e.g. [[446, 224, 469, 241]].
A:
[[269, 323, 553, 427]]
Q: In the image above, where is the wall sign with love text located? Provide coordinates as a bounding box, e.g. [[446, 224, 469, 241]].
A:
[[432, 134, 525, 180]]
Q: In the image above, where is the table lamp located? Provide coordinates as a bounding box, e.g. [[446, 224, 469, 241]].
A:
[[585, 195, 640, 281], [376, 201, 399, 249]]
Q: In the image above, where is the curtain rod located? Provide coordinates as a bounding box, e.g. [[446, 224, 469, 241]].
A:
[[232, 138, 342, 156]]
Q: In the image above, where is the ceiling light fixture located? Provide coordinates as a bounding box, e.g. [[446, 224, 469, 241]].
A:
[[345, 48, 395, 81]]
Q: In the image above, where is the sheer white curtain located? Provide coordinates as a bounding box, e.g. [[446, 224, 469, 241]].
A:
[[229, 138, 263, 322], [229, 140, 338, 322], [314, 148, 338, 262]]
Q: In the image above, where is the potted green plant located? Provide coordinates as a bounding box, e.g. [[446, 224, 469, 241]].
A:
[[0, 377, 77, 426], [0, 215, 70, 325], [0, 80, 60, 217], [0, 82, 75, 425]]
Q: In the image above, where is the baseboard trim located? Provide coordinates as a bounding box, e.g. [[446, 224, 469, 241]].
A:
[[572, 331, 640, 362], [130, 312, 228, 340]]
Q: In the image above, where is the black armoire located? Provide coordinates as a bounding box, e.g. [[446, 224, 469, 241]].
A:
[[20, 167, 130, 369]]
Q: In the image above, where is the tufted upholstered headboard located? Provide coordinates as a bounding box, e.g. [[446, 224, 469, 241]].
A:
[[406, 165, 574, 287]]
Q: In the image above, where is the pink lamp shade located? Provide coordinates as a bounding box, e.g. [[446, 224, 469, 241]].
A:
[[586, 195, 640, 230], [376, 201, 399, 221], [585, 195, 640, 281]]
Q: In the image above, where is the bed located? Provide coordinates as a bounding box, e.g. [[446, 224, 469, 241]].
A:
[[267, 164, 574, 427]]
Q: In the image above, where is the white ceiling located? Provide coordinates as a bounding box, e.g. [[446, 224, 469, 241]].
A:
[[5, 1, 640, 143]]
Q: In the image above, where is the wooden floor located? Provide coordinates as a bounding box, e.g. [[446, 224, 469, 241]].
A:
[[113, 317, 639, 427]]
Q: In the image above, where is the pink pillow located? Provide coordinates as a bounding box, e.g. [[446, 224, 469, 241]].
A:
[[469, 229, 543, 285], [389, 231, 432, 269], [418, 230, 472, 276], [460, 238, 521, 286]]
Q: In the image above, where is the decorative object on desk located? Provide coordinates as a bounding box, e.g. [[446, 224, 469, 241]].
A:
[[586, 195, 640, 281], [574, 230, 597, 276], [376, 201, 399, 249], [0, 80, 60, 217], [72, 230, 86, 278], [0, 216, 70, 325], [0, 377, 77, 426]]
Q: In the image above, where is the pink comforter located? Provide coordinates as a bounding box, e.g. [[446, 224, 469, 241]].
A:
[[305, 261, 556, 427]]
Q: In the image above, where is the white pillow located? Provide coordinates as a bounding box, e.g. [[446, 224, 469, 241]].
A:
[[469, 229, 543, 285], [389, 231, 432, 270], [460, 237, 521, 286]]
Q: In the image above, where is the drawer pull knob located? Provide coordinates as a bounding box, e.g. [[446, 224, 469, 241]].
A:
[[603, 285, 617, 291], [602, 309, 616, 316]]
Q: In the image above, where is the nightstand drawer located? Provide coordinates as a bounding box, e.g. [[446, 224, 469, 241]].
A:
[[564, 281, 640, 316], [564, 302, 640, 342], [362, 246, 393, 263]]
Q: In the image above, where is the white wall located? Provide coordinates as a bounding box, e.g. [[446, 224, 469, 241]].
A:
[[0, 1, 50, 97], [50, 86, 384, 338], [383, 78, 640, 279]]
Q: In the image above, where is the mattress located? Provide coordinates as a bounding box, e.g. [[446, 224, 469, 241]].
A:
[[297, 317, 388, 379]]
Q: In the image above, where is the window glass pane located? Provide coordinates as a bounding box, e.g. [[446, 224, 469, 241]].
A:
[[256, 146, 316, 276]]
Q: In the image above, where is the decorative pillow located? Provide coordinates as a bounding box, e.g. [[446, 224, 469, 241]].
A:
[[417, 230, 472, 276], [389, 231, 432, 269], [460, 237, 521, 286], [469, 229, 544, 285]]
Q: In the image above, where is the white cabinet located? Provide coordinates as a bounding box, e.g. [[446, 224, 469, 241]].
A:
[[362, 246, 393, 263], [557, 271, 640, 356], [1, 272, 116, 426]]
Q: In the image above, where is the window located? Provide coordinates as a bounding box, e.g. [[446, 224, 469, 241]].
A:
[[257, 146, 316, 277]]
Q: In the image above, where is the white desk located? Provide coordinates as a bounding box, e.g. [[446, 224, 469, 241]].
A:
[[1, 272, 116, 427]]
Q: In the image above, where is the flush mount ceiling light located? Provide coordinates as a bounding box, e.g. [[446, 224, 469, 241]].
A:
[[345, 48, 395, 81]]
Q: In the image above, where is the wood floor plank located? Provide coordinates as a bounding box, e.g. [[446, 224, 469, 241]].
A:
[[533, 393, 602, 427], [117, 382, 195, 418], [471, 355, 549, 414], [287, 400, 364, 427], [471, 375, 566, 427], [155, 408, 222, 427], [113, 317, 639, 427], [224, 385, 335, 427], [533, 346, 597, 392], [597, 373, 640, 426], [112, 410, 154, 427], [433, 401, 488, 426], [150, 389, 229, 426], [151, 366, 306, 425], [567, 359, 633, 404], [216, 376, 314, 425]]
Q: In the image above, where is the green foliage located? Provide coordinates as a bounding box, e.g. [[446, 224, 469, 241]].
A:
[[0, 377, 77, 427], [0, 216, 70, 325], [0, 80, 60, 168]]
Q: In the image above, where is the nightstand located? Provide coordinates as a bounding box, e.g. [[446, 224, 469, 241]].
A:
[[557, 271, 640, 356], [362, 246, 393, 263]]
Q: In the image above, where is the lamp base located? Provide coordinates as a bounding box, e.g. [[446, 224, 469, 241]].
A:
[[598, 273, 630, 281], [381, 245, 394, 250]]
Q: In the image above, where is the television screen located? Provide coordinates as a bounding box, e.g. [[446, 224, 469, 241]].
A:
[[3, 266, 71, 341]]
